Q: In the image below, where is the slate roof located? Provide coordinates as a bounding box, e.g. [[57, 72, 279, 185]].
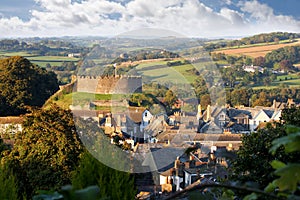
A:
[[262, 109, 275, 118], [142, 147, 185, 172]]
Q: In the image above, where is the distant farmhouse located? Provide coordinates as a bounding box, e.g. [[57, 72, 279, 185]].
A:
[[75, 75, 142, 94], [243, 65, 264, 73]]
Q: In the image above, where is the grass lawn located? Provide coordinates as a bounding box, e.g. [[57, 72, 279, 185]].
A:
[[276, 74, 299, 81], [252, 76, 300, 90], [136, 60, 215, 84], [25, 56, 80, 67], [51, 92, 127, 109]]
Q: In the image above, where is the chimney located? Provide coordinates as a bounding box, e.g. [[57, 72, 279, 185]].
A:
[[113, 63, 117, 77], [197, 104, 202, 120], [273, 99, 277, 109], [174, 156, 180, 169], [206, 105, 211, 122]]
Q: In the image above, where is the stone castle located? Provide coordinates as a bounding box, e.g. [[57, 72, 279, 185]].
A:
[[75, 75, 142, 94]]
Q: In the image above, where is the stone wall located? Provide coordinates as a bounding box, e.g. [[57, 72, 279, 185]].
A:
[[76, 75, 142, 94]]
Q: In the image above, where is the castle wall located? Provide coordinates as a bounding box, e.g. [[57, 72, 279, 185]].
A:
[[76, 75, 142, 94]]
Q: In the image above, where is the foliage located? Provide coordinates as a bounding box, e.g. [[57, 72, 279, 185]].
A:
[[0, 164, 18, 200], [72, 151, 136, 200], [129, 93, 155, 108], [33, 185, 106, 200], [200, 94, 211, 109], [205, 32, 300, 51], [0, 56, 59, 116], [232, 124, 290, 189], [265, 46, 300, 66], [232, 108, 300, 199], [230, 88, 249, 106], [281, 107, 300, 126], [164, 89, 178, 110], [192, 76, 209, 98], [3, 104, 83, 198], [267, 125, 300, 195]]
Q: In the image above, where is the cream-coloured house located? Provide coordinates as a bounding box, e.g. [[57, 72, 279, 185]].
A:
[[0, 116, 24, 134]]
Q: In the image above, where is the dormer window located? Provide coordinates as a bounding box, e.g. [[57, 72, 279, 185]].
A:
[[219, 114, 225, 120]]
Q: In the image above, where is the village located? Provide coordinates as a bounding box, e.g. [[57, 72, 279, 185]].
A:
[[0, 72, 297, 199]]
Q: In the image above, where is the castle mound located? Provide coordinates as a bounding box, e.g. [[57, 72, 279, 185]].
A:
[[76, 75, 142, 94]]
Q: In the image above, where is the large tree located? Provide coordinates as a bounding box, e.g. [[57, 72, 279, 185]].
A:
[[0, 56, 59, 116], [72, 151, 136, 200], [3, 104, 83, 198], [232, 108, 300, 192]]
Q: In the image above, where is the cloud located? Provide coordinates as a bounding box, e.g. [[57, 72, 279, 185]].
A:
[[239, 0, 300, 34], [0, 0, 300, 38]]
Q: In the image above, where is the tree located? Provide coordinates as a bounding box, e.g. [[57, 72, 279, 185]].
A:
[[72, 151, 136, 200], [232, 108, 300, 197], [279, 60, 293, 72], [164, 90, 178, 110], [3, 104, 83, 198], [0, 56, 59, 116], [193, 76, 208, 97], [252, 91, 270, 107], [200, 94, 211, 109], [230, 88, 249, 106], [245, 57, 253, 65], [0, 165, 18, 200], [253, 56, 265, 66]]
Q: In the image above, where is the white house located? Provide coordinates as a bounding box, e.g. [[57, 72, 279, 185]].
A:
[[249, 109, 275, 131], [140, 110, 153, 132], [0, 117, 24, 134], [243, 65, 264, 73]]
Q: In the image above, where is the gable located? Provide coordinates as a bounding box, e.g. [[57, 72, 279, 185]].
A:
[[253, 110, 271, 122]]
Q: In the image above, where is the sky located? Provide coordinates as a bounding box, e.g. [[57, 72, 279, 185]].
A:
[[0, 0, 300, 38]]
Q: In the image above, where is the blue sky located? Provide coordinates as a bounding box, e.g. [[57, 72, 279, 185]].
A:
[[0, 0, 299, 38]]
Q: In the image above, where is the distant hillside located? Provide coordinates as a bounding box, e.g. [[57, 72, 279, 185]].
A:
[[205, 32, 300, 52], [213, 39, 300, 58]]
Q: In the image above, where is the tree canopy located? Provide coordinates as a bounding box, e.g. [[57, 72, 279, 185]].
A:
[[0, 56, 59, 116], [3, 105, 83, 198], [72, 151, 136, 200], [232, 108, 300, 197]]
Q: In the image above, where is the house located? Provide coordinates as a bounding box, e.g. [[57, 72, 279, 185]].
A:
[[0, 116, 24, 134], [67, 53, 81, 58], [199, 105, 252, 134], [158, 149, 225, 193], [143, 114, 168, 143], [249, 109, 275, 131], [243, 65, 264, 73], [140, 109, 153, 132]]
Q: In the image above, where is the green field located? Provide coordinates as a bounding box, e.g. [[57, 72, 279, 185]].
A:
[[51, 92, 127, 110], [135, 60, 210, 84], [0, 51, 80, 68], [26, 56, 80, 67], [0, 51, 36, 57], [253, 75, 300, 90]]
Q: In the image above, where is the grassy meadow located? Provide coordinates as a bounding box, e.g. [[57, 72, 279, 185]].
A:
[[0, 51, 80, 68]]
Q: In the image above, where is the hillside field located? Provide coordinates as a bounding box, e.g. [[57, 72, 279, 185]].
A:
[[213, 39, 300, 57], [0, 51, 80, 67]]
